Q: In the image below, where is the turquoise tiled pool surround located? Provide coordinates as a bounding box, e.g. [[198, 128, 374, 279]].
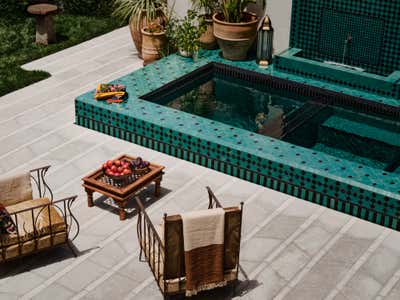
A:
[[75, 51, 400, 230], [142, 63, 399, 172], [274, 0, 400, 99]]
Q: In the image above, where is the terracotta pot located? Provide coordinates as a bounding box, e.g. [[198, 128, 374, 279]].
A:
[[129, 8, 166, 59], [199, 17, 218, 50], [141, 28, 166, 66], [213, 12, 258, 61]]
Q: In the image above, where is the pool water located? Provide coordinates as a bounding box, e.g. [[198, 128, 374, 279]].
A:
[[166, 78, 301, 136], [145, 74, 400, 173]]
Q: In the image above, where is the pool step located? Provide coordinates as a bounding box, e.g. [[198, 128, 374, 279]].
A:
[[321, 115, 400, 147], [267, 101, 329, 139], [318, 115, 399, 165], [384, 154, 400, 173], [312, 143, 387, 170]]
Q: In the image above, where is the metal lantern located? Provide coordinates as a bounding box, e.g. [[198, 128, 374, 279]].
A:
[[257, 15, 274, 67]]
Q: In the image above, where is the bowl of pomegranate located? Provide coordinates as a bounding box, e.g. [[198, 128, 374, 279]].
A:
[[131, 157, 150, 176], [102, 159, 134, 186]]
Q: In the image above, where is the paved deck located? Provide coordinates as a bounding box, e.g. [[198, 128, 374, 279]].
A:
[[1, 26, 400, 300]]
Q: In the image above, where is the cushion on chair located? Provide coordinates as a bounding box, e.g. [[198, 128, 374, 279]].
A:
[[0, 172, 33, 206], [0, 232, 67, 262], [1, 198, 67, 247]]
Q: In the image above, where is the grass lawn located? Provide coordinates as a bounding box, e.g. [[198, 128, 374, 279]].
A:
[[0, 14, 121, 97]]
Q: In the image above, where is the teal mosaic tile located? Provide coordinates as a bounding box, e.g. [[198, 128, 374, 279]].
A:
[[289, 0, 400, 77], [275, 0, 400, 100], [75, 50, 400, 230]]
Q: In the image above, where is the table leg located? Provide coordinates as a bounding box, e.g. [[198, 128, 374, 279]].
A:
[[154, 176, 162, 197], [85, 188, 94, 207], [117, 201, 126, 221]]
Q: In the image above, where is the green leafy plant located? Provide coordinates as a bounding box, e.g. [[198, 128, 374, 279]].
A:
[[158, 2, 177, 57], [220, 0, 265, 23], [0, 0, 29, 19], [113, 0, 165, 28], [167, 10, 206, 54], [191, 0, 220, 17], [62, 0, 116, 17], [0, 14, 120, 96]]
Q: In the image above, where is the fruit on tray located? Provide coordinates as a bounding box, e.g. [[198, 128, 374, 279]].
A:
[[131, 157, 150, 170], [98, 84, 126, 93], [102, 159, 132, 177], [94, 84, 126, 101]]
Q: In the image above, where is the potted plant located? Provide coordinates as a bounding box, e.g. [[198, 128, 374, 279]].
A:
[[213, 0, 264, 60], [191, 0, 220, 49], [167, 10, 206, 60], [141, 22, 166, 65], [113, 0, 166, 58]]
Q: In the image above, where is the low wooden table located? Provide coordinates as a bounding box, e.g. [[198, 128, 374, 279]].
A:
[[82, 155, 164, 220]]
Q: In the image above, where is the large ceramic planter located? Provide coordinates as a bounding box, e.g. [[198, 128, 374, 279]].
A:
[[129, 8, 165, 59], [199, 16, 218, 50], [213, 12, 258, 61], [141, 28, 166, 66]]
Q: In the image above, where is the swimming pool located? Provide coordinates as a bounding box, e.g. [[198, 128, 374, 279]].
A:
[[75, 52, 400, 230], [142, 63, 400, 173]]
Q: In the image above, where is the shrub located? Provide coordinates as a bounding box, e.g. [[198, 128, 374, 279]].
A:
[[166, 10, 206, 53], [0, 19, 35, 56], [0, 0, 30, 19], [61, 0, 116, 16]]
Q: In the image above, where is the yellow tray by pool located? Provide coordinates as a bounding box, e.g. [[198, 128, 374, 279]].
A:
[[94, 84, 126, 100]]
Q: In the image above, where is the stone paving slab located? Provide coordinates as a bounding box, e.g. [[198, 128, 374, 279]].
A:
[[1, 26, 400, 300]]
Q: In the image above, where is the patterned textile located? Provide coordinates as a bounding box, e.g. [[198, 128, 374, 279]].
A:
[[0, 203, 16, 234], [181, 208, 226, 296]]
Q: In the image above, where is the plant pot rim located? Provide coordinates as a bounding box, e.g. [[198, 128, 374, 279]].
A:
[[213, 12, 258, 26], [141, 27, 166, 35]]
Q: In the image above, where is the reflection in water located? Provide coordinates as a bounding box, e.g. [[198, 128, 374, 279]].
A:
[[157, 74, 400, 172], [147, 66, 400, 172], [167, 78, 300, 138]]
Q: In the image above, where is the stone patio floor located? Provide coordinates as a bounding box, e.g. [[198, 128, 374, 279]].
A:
[[1, 26, 400, 300]]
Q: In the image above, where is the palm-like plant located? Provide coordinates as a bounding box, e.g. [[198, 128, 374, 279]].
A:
[[191, 0, 220, 17], [113, 0, 165, 29], [220, 0, 265, 23]]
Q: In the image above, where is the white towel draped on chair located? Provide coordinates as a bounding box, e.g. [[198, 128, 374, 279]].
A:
[[181, 208, 226, 296]]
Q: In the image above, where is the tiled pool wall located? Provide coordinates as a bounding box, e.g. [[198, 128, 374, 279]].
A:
[[274, 49, 400, 100], [75, 52, 400, 231], [76, 102, 400, 230], [275, 0, 400, 100]]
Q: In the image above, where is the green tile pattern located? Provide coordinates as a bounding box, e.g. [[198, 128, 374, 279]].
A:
[[289, 0, 400, 76], [75, 50, 400, 230], [322, 115, 400, 147], [275, 0, 400, 99]]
